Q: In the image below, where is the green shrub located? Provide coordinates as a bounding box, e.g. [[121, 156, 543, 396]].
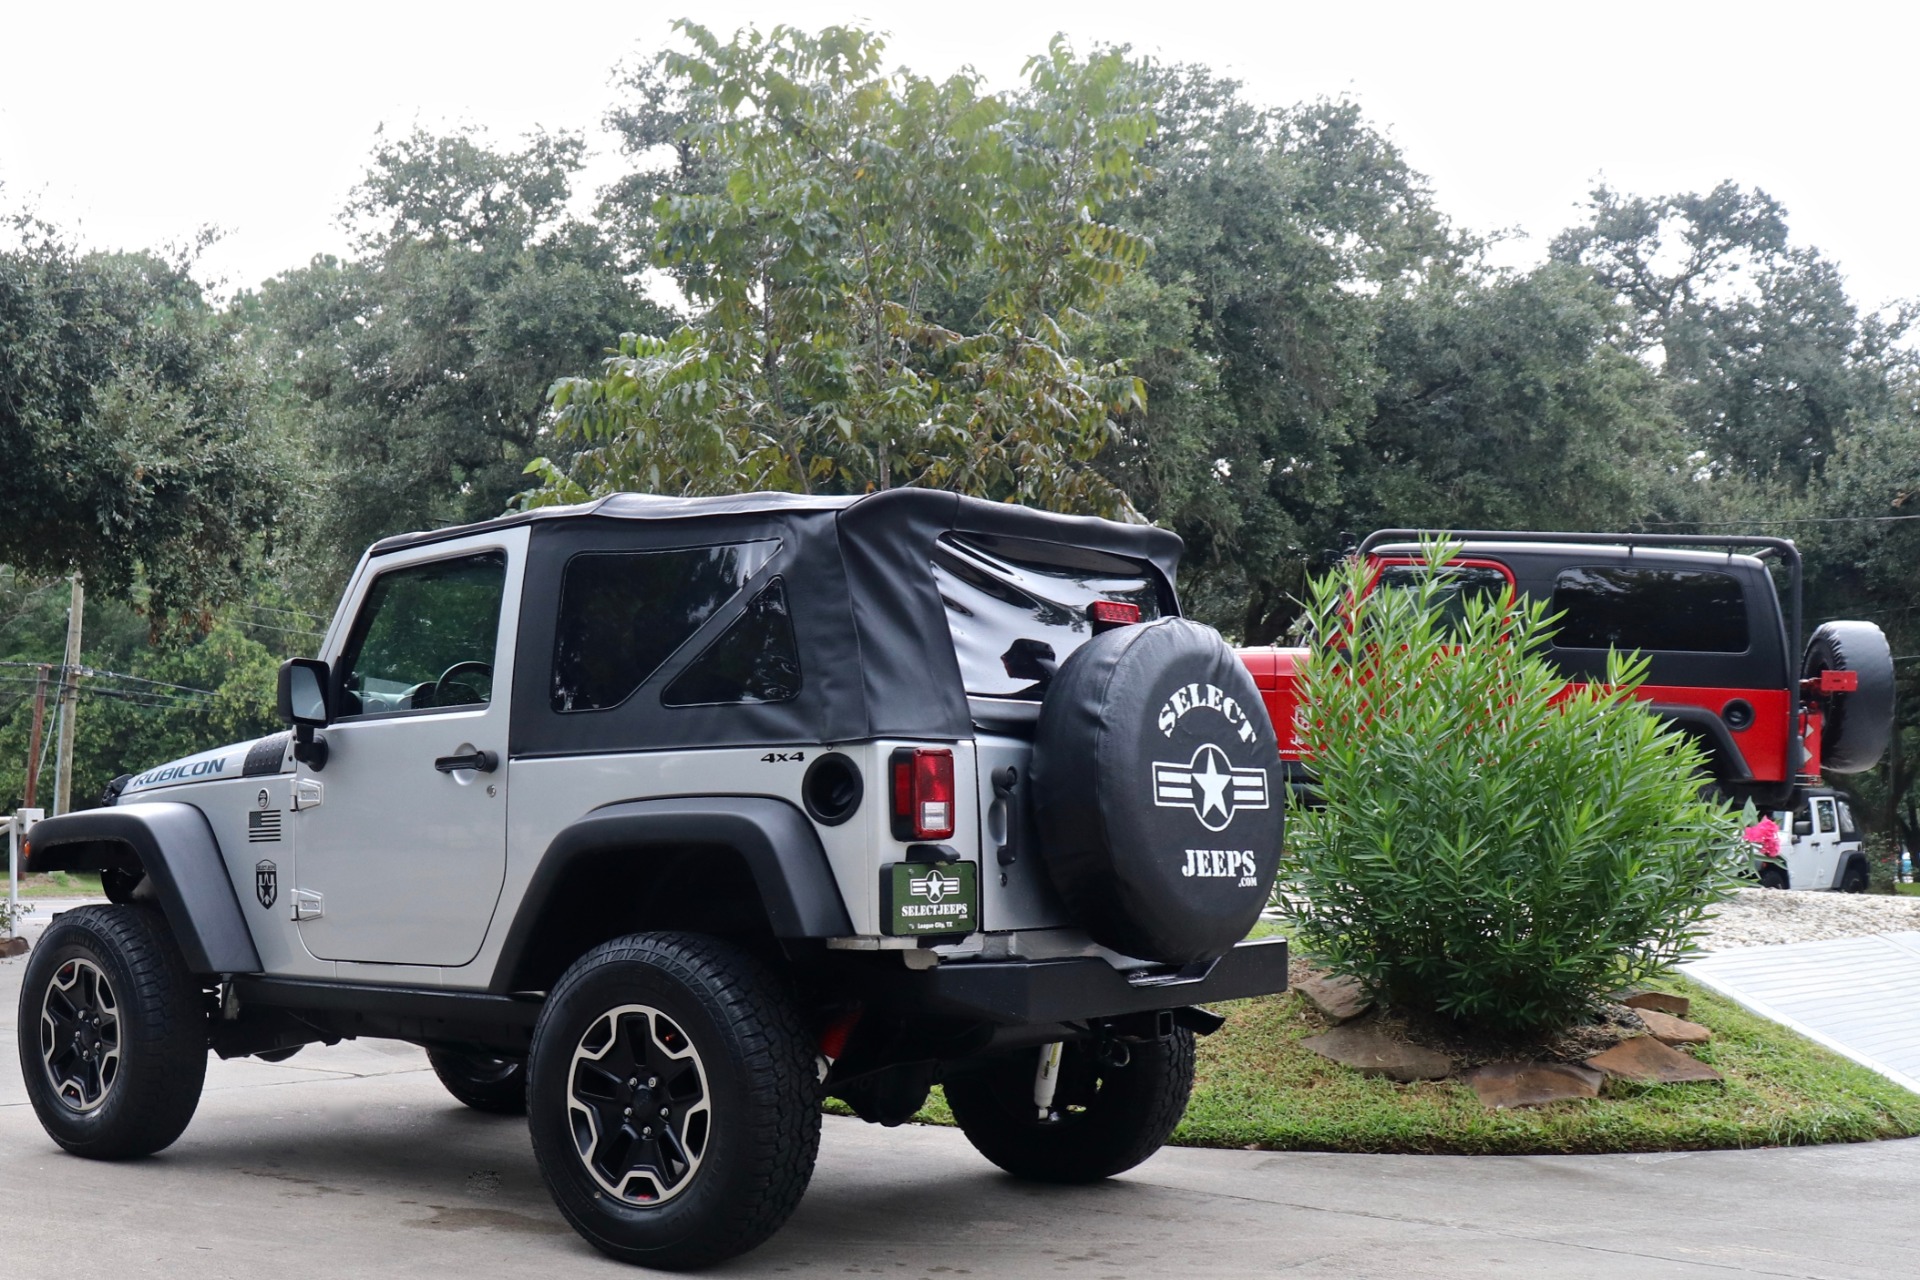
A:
[[1278, 541, 1743, 1038]]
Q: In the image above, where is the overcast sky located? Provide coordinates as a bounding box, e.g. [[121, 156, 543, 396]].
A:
[[3, 0, 1914, 312]]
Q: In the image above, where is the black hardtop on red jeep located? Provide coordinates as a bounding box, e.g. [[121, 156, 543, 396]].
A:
[[1241, 528, 1894, 810], [19, 486, 1287, 1269]]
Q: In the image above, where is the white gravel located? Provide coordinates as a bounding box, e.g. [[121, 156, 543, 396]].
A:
[[1694, 887, 1920, 951]]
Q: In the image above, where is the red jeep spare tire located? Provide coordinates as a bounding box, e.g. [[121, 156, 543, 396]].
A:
[[1803, 621, 1894, 773], [1030, 618, 1282, 966]]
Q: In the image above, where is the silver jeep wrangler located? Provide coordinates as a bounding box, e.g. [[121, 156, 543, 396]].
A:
[[20, 488, 1288, 1268]]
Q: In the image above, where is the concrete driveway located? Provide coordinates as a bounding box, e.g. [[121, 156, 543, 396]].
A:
[[3, 911, 1919, 1278]]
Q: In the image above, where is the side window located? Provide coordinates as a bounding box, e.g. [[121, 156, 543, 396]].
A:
[[1815, 799, 1837, 834], [338, 552, 507, 718], [1549, 566, 1749, 653], [1836, 801, 1858, 840], [551, 542, 777, 713], [1372, 563, 1512, 634], [663, 578, 802, 707]]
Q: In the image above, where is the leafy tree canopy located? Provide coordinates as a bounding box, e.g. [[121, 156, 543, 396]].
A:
[[245, 127, 671, 567], [525, 22, 1154, 515], [0, 218, 281, 624]]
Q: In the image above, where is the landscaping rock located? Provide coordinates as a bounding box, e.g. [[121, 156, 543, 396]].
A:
[[1295, 972, 1372, 1023], [1583, 1035, 1722, 1084], [1301, 1026, 1453, 1082], [1621, 990, 1690, 1018], [0, 936, 28, 958], [1463, 1061, 1604, 1109], [1635, 1007, 1711, 1046]]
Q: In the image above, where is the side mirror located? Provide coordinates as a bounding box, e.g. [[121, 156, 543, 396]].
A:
[[277, 659, 332, 771], [1793, 818, 1813, 837], [277, 658, 332, 727]]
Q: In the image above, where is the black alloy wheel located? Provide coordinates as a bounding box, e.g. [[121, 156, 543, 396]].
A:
[[41, 957, 120, 1112], [565, 1005, 711, 1202]]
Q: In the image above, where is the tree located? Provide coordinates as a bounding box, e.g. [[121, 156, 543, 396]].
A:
[[0, 218, 281, 623], [1551, 183, 1909, 488], [1085, 71, 1455, 638], [1342, 263, 1683, 537], [246, 127, 670, 569], [526, 22, 1154, 516]]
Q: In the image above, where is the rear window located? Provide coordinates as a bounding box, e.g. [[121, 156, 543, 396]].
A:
[[1550, 566, 1748, 654], [551, 541, 778, 712], [933, 533, 1165, 700], [1373, 563, 1512, 634]]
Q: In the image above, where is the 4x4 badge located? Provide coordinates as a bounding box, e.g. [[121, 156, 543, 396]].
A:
[[1152, 743, 1269, 832], [255, 860, 278, 910]]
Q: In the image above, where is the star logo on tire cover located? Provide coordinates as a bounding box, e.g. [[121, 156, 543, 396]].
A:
[[1152, 743, 1269, 833]]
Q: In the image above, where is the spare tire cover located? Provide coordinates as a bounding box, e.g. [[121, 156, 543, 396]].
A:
[[1030, 618, 1282, 966], [1803, 620, 1895, 773]]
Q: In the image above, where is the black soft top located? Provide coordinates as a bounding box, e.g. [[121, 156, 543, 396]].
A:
[[378, 489, 1184, 754]]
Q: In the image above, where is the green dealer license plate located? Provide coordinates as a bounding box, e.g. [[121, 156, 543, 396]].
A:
[[881, 861, 978, 937]]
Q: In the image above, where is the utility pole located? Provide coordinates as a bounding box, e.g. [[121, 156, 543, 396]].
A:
[[52, 576, 83, 817], [23, 665, 49, 810]]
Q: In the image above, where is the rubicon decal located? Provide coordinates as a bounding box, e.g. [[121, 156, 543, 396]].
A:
[[1152, 742, 1270, 832], [1156, 681, 1260, 744], [128, 756, 227, 788]]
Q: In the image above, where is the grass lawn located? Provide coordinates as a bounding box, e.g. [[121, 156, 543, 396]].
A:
[[1895, 883, 1919, 897], [8, 871, 104, 899], [851, 974, 1920, 1155]]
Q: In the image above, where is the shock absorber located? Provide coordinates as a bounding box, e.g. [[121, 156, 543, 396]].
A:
[[1032, 1041, 1064, 1121]]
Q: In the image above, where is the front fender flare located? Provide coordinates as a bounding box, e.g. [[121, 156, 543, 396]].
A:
[[488, 795, 853, 992], [23, 803, 263, 976]]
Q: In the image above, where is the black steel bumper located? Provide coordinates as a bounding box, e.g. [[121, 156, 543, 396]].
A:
[[902, 937, 1289, 1026]]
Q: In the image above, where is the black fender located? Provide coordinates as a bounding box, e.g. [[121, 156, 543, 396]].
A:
[[1647, 703, 1753, 783], [488, 795, 853, 992], [23, 803, 263, 976]]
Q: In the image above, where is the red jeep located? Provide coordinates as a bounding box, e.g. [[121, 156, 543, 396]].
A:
[[1237, 530, 1896, 809]]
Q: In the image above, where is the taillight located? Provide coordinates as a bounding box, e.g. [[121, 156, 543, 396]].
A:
[[890, 747, 955, 841], [1088, 600, 1141, 632]]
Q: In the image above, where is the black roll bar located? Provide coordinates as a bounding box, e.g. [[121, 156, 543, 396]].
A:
[[1356, 528, 1805, 777]]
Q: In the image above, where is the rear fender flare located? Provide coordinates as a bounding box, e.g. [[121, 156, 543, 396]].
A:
[[21, 803, 263, 975], [488, 795, 852, 992]]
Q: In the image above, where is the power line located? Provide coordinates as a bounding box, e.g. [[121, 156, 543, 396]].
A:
[[1633, 513, 1920, 528]]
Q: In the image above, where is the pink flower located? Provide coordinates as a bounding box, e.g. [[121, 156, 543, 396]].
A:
[[1743, 817, 1780, 859]]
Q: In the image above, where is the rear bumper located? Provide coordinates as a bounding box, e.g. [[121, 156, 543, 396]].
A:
[[904, 937, 1289, 1026]]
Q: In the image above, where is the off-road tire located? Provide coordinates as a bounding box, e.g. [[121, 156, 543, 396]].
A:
[[1757, 863, 1790, 890], [945, 1029, 1196, 1184], [1839, 859, 1870, 894], [526, 932, 819, 1270], [17, 905, 207, 1159], [428, 1049, 527, 1114]]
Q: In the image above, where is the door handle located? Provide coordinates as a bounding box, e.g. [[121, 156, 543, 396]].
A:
[[434, 750, 498, 774]]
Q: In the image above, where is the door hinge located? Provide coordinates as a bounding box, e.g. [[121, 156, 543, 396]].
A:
[[290, 889, 324, 921], [293, 779, 324, 811]]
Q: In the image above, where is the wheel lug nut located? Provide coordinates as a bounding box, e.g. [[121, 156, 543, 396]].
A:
[[628, 1078, 638, 1089], [642, 1127, 653, 1138], [623, 1107, 632, 1117], [647, 1077, 657, 1088]]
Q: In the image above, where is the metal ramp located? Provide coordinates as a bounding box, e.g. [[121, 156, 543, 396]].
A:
[[1680, 932, 1920, 1094]]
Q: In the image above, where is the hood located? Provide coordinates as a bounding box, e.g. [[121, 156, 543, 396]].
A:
[[117, 734, 285, 799]]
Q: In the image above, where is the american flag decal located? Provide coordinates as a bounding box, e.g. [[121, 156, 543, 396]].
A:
[[248, 810, 283, 844]]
